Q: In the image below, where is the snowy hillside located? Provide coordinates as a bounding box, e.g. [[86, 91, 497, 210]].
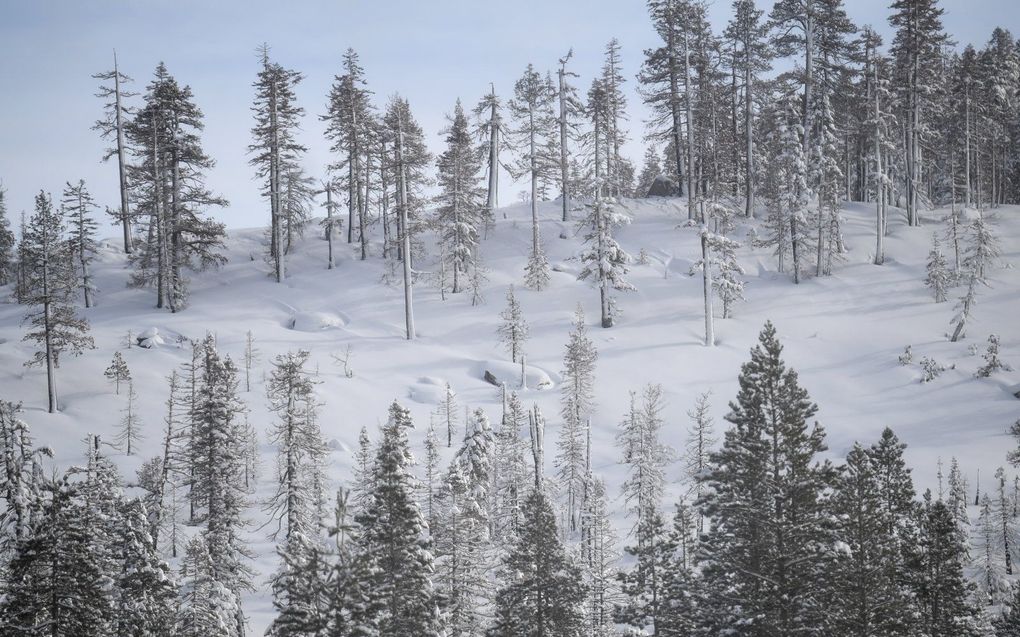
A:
[[1, 197, 1018, 630]]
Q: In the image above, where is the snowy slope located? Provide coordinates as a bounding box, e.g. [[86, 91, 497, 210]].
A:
[[1, 197, 1017, 631]]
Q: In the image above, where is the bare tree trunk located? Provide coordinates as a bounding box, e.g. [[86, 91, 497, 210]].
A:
[[683, 25, 695, 220], [325, 183, 335, 269], [397, 127, 415, 340], [701, 224, 714, 346], [558, 51, 573, 222], [113, 51, 132, 254]]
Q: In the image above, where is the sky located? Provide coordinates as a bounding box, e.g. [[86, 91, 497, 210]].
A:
[[0, 0, 1016, 230]]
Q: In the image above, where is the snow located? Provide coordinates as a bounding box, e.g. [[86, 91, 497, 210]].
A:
[[1, 196, 1017, 632]]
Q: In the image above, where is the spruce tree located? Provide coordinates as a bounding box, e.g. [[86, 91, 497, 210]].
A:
[[249, 45, 306, 282], [577, 196, 632, 328], [497, 284, 529, 364], [115, 378, 142, 455], [926, 232, 951, 302], [436, 99, 485, 295], [126, 62, 227, 312], [0, 185, 13, 287], [557, 305, 598, 534], [697, 321, 837, 634], [488, 489, 586, 637], [355, 401, 443, 636], [104, 350, 132, 394], [21, 191, 94, 413], [60, 179, 100, 308]]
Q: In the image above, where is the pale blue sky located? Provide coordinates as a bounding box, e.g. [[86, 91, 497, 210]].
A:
[[0, 0, 1015, 230]]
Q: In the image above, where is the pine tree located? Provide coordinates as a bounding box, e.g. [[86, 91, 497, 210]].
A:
[[976, 333, 1013, 377], [488, 489, 586, 636], [557, 305, 598, 534], [437, 382, 459, 448], [115, 378, 142, 455], [60, 179, 100, 308], [249, 45, 306, 282], [830, 429, 918, 635], [436, 99, 485, 295], [21, 191, 94, 413], [926, 232, 951, 302], [264, 350, 327, 542], [0, 185, 13, 288], [267, 532, 331, 637], [474, 85, 505, 226], [104, 350, 132, 394], [578, 196, 632, 328], [910, 494, 980, 636], [493, 390, 528, 544], [759, 95, 810, 282], [697, 321, 837, 634], [350, 425, 374, 513], [324, 49, 375, 257], [177, 535, 242, 637], [92, 52, 136, 254], [497, 284, 529, 363], [509, 64, 556, 291], [889, 0, 950, 226], [599, 39, 630, 198], [0, 400, 45, 570], [187, 336, 252, 633], [617, 385, 671, 534], [355, 401, 443, 636], [113, 498, 179, 637], [126, 62, 227, 312]]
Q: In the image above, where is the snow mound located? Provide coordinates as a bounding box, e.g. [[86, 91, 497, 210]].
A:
[[136, 327, 165, 349], [287, 310, 348, 332], [408, 378, 451, 404], [473, 360, 554, 391]]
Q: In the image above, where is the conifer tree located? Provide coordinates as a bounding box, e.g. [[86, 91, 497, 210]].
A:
[[104, 350, 132, 394], [0, 186, 13, 288], [578, 196, 632, 328], [910, 494, 980, 636], [493, 390, 528, 544], [60, 180, 100, 308], [177, 535, 242, 637], [509, 64, 556, 290], [355, 401, 443, 636], [21, 191, 94, 413], [557, 305, 598, 533], [115, 378, 142, 455], [617, 385, 671, 534], [436, 100, 485, 294], [926, 232, 951, 302], [92, 51, 136, 254], [976, 334, 1013, 378], [264, 350, 327, 542], [114, 498, 179, 637], [474, 85, 505, 226], [126, 62, 227, 312], [187, 336, 252, 633], [697, 321, 837, 634], [497, 284, 529, 364], [488, 489, 586, 636], [759, 96, 809, 283], [249, 45, 306, 282]]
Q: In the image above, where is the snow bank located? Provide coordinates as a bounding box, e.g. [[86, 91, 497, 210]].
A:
[[287, 310, 348, 332], [474, 359, 554, 391]]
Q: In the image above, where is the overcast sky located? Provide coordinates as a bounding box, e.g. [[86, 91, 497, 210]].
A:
[[0, 0, 1015, 231]]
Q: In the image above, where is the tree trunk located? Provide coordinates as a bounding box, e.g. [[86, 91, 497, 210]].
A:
[[113, 51, 132, 254], [701, 227, 714, 346], [397, 127, 415, 340], [558, 56, 571, 222]]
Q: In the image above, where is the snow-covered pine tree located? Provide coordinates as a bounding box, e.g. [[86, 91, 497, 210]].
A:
[[266, 531, 331, 637], [177, 535, 242, 637], [355, 401, 443, 636], [557, 305, 598, 534], [264, 350, 327, 542], [615, 507, 689, 635], [889, 0, 950, 226], [830, 430, 918, 634], [324, 49, 375, 254], [474, 85, 505, 227], [996, 466, 1015, 575], [186, 336, 253, 633], [509, 64, 556, 290], [926, 232, 951, 302], [910, 493, 981, 635], [249, 45, 306, 283], [115, 378, 142, 455], [280, 164, 316, 257], [383, 95, 432, 339], [0, 400, 46, 569], [488, 488, 586, 636], [114, 498, 179, 636], [759, 95, 810, 283], [60, 180, 100, 308], [436, 99, 485, 295], [436, 382, 459, 448], [635, 146, 663, 197], [684, 391, 716, 532], [497, 284, 529, 364], [616, 385, 671, 538], [976, 333, 1013, 377], [556, 49, 584, 222], [104, 350, 131, 394], [697, 321, 837, 634], [434, 408, 495, 635], [125, 63, 227, 312], [0, 185, 13, 287], [578, 195, 632, 328], [579, 471, 620, 637], [493, 389, 528, 545], [21, 191, 94, 413], [92, 51, 136, 254]]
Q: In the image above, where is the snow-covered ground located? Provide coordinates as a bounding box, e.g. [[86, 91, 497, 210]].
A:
[[1, 197, 1017, 631]]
